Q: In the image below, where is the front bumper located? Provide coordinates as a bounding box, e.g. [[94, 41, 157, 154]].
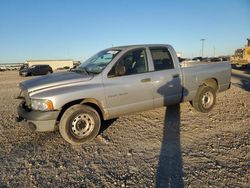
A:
[[17, 103, 60, 132]]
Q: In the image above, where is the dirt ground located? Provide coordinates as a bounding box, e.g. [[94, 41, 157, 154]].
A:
[[0, 70, 249, 187]]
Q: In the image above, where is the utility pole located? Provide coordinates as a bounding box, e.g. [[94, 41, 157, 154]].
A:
[[213, 46, 215, 57], [200, 39, 205, 57]]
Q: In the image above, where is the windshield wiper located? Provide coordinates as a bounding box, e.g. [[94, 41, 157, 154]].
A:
[[71, 67, 99, 75], [70, 67, 88, 74]]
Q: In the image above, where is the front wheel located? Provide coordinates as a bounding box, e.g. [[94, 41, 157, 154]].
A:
[[59, 104, 101, 145], [191, 85, 216, 113], [46, 70, 52, 75]]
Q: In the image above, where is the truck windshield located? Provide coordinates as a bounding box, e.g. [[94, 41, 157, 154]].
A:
[[76, 50, 120, 74]]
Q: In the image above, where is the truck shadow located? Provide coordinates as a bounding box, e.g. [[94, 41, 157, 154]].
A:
[[99, 118, 117, 135], [156, 104, 184, 187], [231, 73, 250, 92]]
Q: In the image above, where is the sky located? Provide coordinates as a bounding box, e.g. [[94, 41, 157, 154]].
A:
[[0, 0, 249, 63]]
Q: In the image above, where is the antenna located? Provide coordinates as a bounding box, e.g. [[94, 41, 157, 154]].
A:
[[200, 39, 206, 57]]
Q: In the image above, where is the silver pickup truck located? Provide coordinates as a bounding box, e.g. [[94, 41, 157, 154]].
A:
[[16, 44, 231, 145]]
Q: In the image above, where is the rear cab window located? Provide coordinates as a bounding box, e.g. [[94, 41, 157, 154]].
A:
[[149, 47, 174, 71]]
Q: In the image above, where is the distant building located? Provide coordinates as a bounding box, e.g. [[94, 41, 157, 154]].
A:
[[0, 63, 23, 70], [25, 60, 74, 70]]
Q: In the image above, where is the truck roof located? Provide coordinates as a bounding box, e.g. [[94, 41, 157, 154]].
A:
[[108, 44, 171, 50]]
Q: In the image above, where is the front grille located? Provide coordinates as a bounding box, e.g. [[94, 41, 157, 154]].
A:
[[20, 101, 32, 112], [23, 89, 31, 107]]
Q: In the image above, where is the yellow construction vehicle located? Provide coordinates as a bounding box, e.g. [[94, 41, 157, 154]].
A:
[[230, 39, 250, 68]]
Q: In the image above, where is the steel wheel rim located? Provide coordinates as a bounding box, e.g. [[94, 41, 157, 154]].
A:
[[71, 113, 95, 138], [201, 91, 214, 109]]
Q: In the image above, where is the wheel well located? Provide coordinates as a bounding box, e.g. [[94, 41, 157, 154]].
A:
[[202, 78, 218, 91], [56, 99, 104, 122], [83, 102, 104, 121]]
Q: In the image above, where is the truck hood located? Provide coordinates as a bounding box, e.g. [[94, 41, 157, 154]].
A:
[[21, 71, 93, 92]]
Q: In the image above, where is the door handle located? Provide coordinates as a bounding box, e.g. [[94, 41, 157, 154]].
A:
[[141, 78, 151, 83], [172, 74, 179, 78]]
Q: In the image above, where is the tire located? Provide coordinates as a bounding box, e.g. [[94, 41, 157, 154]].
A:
[[59, 104, 101, 145], [235, 64, 242, 68], [21, 72, 27, 77], [47, 70, 52, 75], [191, 85, 216, 113]]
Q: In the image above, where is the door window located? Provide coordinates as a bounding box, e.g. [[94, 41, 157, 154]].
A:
[[108, 49, 148, 77], [150, 47, 174, 71]]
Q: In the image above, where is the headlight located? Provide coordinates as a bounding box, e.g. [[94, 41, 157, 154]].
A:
[[31, 99, 54, 111]]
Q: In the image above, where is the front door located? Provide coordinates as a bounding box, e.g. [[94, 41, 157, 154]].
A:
[[103, 48, 153, 118]]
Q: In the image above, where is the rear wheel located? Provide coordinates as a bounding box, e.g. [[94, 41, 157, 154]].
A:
[[59, 104, 101, 145], [191, 85, 216, 113]]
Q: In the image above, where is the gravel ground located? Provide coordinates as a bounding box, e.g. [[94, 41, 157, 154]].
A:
[[0, 70, 249, 187]]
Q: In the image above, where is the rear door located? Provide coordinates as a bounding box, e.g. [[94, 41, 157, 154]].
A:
[[149, 47, 182, 107], [103, 48, 154, 118]]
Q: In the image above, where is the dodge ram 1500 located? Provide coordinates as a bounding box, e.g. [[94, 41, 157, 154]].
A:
[[16, 44, 231, 144]]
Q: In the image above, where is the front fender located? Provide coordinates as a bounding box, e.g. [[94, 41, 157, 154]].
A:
[[29, 82, 106, 110]]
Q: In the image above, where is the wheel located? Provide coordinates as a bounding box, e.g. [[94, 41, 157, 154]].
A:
[[59, 104, 101, 145], [235, 64, 242, 68], [191, 85, 216, 113], [21, 72, 27, 77]]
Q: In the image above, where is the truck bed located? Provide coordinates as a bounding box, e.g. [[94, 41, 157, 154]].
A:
[[180, 61, 231, 101]]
